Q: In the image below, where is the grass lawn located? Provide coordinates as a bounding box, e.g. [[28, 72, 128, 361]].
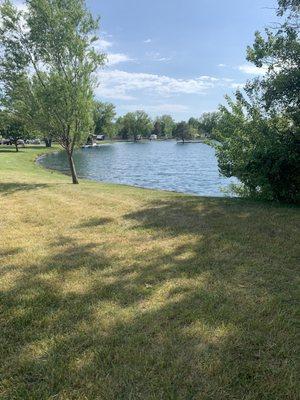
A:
[[0, 146, 299, 399]]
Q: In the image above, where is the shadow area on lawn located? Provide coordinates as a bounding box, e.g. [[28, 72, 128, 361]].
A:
[[0, 182, 51, 196], [0, 247, 23, 258], [0, 145, 46, 152], [76, 217, 114, 228], [0, 197, 298, 399]]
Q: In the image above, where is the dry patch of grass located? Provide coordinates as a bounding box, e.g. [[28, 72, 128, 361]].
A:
[[0, 146, 299, 399]]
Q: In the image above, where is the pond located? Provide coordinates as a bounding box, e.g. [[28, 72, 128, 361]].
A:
[[39, 141, 238, 197]]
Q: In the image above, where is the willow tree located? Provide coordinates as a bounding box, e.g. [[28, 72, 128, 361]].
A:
[[0, 0, 105, 183]]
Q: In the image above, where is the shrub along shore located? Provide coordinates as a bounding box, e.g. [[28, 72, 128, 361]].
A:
[[0, 146, 299, 399]]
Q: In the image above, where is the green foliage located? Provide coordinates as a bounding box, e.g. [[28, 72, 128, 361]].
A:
[[0, 0, 105, 182], [187, 117, 202, 138], [156, 115, 175, 138], [93, 101, 116, 139], [174, 120, 202, 141], [277, 0, 300, 17], [173, 121, 190, 141], [216, 0, 300, 203], [116, 111, 153, 140], [0, 111, 31, 151], [246, 26, 300, 121], [215, 96, 299, 202], [153, 120, 162, 136], [198, 112, 221, 138], [188, 117, 199, 130]]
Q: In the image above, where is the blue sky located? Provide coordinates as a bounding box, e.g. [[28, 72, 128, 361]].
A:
[[86, 0, 279, 120], [13, 0, 279, 120]]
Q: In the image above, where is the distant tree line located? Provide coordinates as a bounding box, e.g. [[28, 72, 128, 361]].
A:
[[0, 94, 222, 147], [92, 102, 221, 142]]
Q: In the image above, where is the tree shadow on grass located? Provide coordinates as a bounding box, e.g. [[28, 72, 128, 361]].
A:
[[0, 149, 17, 153], [0, 197, 298, 399], [0, 247, 23, 258], [0, 146, 46, 152], [123, 195, 298, 246], [76, 217, 114, 228], [0, 182, 51, 196]]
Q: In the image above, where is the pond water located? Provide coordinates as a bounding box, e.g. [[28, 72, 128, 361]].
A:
[[39, 141, 238, 197]]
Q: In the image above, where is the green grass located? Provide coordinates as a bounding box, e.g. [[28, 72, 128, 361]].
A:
[[0, 146, 299, 399]]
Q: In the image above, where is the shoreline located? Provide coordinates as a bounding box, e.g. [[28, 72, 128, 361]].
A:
[[35, 144, 237, 200]]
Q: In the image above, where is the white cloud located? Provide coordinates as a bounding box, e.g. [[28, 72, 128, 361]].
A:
[[218, 63, 227, 68], [155, 56, 172, 62], [106, 53, 133, 66], [200, 75, 219, 82], [144, 38, 152, 43], [237, 64, 268, 75], [93, 38, 113, 51], [97, 87, 136, 101], [146, 51, 172, 62], [95, 69, 238, 101]]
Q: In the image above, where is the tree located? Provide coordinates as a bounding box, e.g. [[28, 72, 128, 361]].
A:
[[154, 115, 175, 138], [278, 0, 300, 24], [198, 112, 221, 138], [215, 0, 300, 203], [188, 125, 199, 139], [188, 117, 199, 131], [153, 120, 162, 136], [246, 5, 300, 122], [215, 95, 299, 202], [23, 80, 55, 147], [116, 113, 135, 140], [116, 116, 128, 140], [0, 0, 105, 184], [1, 112, 31, 152], [160, 115, 175, 138], [133, 111, 153, 139], [173, 121, 190, 143], [93, 101, 116, 139], [116, 111, 152, 141]]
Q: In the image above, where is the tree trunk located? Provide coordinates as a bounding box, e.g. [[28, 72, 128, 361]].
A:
[[14, 141, 19, 152], [45, 138, 52, 148], [67, 151, 79, 184]]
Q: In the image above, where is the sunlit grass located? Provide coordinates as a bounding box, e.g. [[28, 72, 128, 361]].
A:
[[0, 146, 299, 399]]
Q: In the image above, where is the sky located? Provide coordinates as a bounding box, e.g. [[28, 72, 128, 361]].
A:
[[14, 0, 280, 120]]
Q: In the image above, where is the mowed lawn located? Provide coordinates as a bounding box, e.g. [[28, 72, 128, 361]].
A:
[[0, 146, 299, 400]]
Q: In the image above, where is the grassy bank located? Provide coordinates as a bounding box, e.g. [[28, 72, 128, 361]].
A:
[[0, 146, 299, 399]]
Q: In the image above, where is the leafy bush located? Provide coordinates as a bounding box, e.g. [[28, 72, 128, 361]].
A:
[[215, 97, 300, 203], [215, 0, 300, 203]]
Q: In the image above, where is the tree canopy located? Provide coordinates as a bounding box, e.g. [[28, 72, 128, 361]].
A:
[[0, 0, 105, 183], [0, 111, 31, 151], [93, 101, 116, 139], [215, 0, 300, 203], [116, 111, 153, 141], [154, 115, 175, 138]]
